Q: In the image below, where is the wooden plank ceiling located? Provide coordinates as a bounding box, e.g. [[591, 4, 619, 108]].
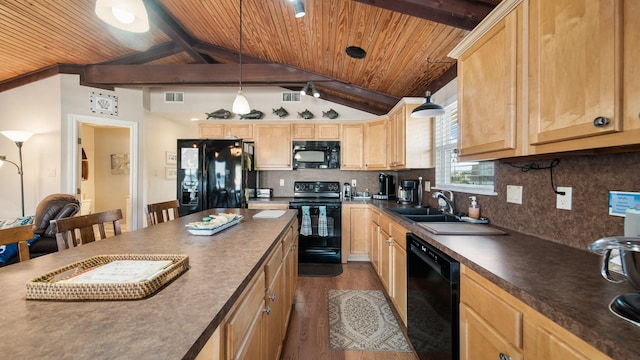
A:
[[0, 0, 499, 115]]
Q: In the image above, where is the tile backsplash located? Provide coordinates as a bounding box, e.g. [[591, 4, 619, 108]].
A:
[[259, 151, 639, 251]]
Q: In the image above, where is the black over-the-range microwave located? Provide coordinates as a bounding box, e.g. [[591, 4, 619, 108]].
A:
[[292, 141, 340, 169]]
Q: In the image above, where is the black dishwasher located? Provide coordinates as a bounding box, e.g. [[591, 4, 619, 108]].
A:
[[407, 233, 460, 360]]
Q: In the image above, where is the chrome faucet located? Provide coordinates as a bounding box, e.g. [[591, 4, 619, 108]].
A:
[[432, 191, 455, 215]]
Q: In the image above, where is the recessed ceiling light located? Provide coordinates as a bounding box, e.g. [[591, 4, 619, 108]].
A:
[[345, 46, 366, 59]]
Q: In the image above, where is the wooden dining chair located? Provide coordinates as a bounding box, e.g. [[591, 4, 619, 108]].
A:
[[0, 225, 34, 262], [51, 209, 123, 250], [146, 199, 180, 226]]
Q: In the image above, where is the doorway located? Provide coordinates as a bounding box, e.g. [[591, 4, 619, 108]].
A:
[[68, 114, 139, 231]]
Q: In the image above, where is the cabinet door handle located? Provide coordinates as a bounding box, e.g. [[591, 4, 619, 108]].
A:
[[263, 305, 271, 315], [593, 116, 610, 127], [269, 293, 276, 302], [499, 353, 512, 360]]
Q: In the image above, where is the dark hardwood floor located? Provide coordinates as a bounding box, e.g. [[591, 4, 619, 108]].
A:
[[280, 262, 418, 360]]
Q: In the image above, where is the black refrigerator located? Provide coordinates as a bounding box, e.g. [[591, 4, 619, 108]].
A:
[[176, 139, 257, 216]]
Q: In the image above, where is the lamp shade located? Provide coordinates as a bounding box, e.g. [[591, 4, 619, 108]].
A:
[[1, 130, 33, 143], [95, 0, 149, 33], [294, 0, 305, 18], [410, 92, 445, 118], [232, 90, 251, 115]]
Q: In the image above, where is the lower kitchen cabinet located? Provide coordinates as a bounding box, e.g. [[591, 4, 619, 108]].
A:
[[378, 223, 392, 293], [342, 203, 370, 262], [389, 221, 408, 326], [369, 209, 380, 271], [264, 242, 285, 360], [461, 266, 611, 360], [225, 270, 266, 360]]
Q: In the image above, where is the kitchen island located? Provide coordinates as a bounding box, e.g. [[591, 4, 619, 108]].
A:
[[0, 208, 298, 359]]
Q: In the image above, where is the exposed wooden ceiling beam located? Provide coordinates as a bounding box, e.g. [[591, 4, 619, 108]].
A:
[[100, 42, 185, 65], [142, 0, 212, 64], [353, 0, 495, 31]]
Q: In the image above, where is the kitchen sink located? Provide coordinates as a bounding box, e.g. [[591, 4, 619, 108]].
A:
[[387, 207, 440, 215], [403, 214, 462, 223]]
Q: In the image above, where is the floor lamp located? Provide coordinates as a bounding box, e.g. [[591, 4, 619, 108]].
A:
[[1, 131, 33, 217]]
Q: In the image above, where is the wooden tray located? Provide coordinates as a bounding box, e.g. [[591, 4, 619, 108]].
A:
[[26, 254, 189, 301]]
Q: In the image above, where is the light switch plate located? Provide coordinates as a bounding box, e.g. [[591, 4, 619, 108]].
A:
[[556, 187, 572, 210], [279, 179, 285, 187], [351, 179, 357, 187], [506, 185, 523, 204]]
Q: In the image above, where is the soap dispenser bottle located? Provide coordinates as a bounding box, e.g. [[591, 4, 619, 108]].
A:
[[468, 196, 480, 219]]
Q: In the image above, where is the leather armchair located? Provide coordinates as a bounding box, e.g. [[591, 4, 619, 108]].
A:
[[29, 194, 80, 256]]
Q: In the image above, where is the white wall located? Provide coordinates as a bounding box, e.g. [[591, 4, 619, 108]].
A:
[[0, 76, 62, 217], [81, 124, 96, 214]]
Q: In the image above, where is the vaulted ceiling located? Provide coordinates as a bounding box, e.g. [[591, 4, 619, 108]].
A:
[[0, 0, 499, 115]]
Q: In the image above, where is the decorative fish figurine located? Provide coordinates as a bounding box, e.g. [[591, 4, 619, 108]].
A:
[[240, 109, 264, 120], [272, 107, 289, 118], [298, 109, 314, 120], [206, 109, 232, 119], [322, 108, 339, 119]]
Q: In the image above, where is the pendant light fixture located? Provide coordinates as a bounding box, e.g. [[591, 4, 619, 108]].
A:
[[293, 0, 306, 18], [95, 0, 149, 33], [411, 57, 449, 118], [232, 0, 251, 115]]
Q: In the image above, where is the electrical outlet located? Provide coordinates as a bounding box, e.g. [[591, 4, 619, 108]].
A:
[[424, 181, 431, 192], [279, 179, 285, 187], [506, 185, 523, 204], [351, 179, 357, 187], [556, 187, 572, 210]]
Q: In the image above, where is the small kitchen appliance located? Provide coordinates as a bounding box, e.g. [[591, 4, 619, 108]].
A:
[[397, 180, 418, 205], [256, 188, 273, 198], [374, 173, 396, 200], [343, 183, 351, 200]]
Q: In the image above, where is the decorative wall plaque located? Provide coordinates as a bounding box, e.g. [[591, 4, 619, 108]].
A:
[[90, 92, 118, 116]]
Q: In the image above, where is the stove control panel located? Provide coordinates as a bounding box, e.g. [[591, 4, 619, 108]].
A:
[[293, 181, 341, 197]]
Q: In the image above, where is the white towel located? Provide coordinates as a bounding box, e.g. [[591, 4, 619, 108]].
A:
[[300, 206, 312, 236], [318, 206, 328, 237]]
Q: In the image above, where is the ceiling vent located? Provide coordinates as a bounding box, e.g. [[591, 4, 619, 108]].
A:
[[164, 91, 184, 103], [282, 91, 301, 103]]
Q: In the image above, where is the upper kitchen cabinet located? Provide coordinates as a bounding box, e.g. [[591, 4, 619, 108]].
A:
[[388, 98, 433, 169], [450, 1, 524, 160], [292, 123, 341, 140], [254, 124, 292, 170], [341, 124, 365, 170], [364, 119, 388, 170], [528, 0, 622, 151], [198, 123, 254, 141]]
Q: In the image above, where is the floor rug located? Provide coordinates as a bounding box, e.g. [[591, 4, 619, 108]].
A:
[[299, 263, 343, 277], [328, 289, 412, 352]]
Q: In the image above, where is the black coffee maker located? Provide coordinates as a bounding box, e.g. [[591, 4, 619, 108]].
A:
[[374, 173, 396, 200]]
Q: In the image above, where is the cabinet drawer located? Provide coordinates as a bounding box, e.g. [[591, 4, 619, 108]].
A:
[[389, 222, 408, 250], [461, 270, 523, 349], [226, 270, 265, 357], [265, 242, 283, 286]]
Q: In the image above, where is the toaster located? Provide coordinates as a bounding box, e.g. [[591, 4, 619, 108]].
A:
[[257, 188, 273, 198]]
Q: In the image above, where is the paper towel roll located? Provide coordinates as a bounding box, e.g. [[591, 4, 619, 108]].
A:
[[625, 208, 640, 237]]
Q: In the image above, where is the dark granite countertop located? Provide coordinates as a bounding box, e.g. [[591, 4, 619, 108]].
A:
[[0, 208, 297, 360], [369, 200, 638, 359]]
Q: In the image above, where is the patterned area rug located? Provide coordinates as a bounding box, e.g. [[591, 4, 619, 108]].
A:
[[328, 289, 412, 352]]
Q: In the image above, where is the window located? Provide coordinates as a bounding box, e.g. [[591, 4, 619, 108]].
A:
[[434, 100, 496, 195]]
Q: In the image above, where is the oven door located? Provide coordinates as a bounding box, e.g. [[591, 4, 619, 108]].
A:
[[407, 233, 460, 360], [289, 202, 341, 263]]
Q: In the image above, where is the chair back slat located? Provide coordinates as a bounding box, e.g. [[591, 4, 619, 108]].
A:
[[0, 225, 34, 262], [52, 209, 123, 250], [146, 200, 180, 226]]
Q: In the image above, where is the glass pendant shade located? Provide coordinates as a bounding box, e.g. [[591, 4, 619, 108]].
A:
[[232, 90, 251, 115], [411, 92, 445, 118], [95, 0, 149, 33]]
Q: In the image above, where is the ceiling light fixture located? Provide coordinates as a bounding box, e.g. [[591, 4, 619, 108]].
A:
[[300, 82, 310, 96], [300, 81, 320, 98], [232, 0, 251, 115], [95, 0, 149, 33], [311, 83, 320, 98], [411, 57, 455, 118], [293, 0, 306, 18]]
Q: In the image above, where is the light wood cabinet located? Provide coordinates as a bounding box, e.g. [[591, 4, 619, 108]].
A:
[[364, 119, 388, 170], [225, 270, 266, 360], [461, 265, 611, 360], [388, 99, 433, 168], [341, 124, 365, 170], [264, 242, 284, 360], [528, 0, 621, 147], [254, 124, 291, 170], [282, 222, 298, 326], [455, 4, 523, 159], [369, 210, 380, 271], [342, 203, 369, 262], [389, 221, 407, 325], [199, 123, 254, 141], [378, 224, 392, 293], [292, 123, 340, 140]]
